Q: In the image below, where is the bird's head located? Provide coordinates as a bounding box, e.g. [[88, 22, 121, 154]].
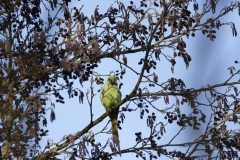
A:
[[107, 76, 118, 86]]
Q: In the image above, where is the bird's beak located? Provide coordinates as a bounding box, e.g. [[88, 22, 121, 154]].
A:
[[111, 79, 115, 85]]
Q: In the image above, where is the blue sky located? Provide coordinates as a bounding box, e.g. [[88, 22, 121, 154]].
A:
[[40, 1, 240, 159]]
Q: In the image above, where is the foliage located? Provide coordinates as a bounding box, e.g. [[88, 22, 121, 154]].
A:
[[0, 0, 240, 159]]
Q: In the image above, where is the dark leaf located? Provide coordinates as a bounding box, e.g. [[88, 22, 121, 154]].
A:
[[43, 118, 47, 127], [50, 108, 56, 122]]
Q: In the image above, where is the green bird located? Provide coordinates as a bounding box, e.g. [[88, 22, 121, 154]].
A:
[[100, 76, 122, 156]]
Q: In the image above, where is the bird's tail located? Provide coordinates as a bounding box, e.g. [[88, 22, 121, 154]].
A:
[[111, 118, 121, 156]]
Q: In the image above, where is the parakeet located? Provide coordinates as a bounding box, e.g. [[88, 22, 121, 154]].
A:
[[100, 76, 122, 156]]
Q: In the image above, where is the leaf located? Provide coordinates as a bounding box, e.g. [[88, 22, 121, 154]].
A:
[[79, 78, 83, 87], [147, 118, 149, 127], [233, 86, 238, 96], [68, 88, 72, 98], [164, 94, 169, 104], [231, 23, 237, 37], [171, 65, 174, 74], [176, 97, 180, 107], [173, 51, 177, 58], [185, 61, 189, 70], [120, 112, 125, 123], [175, 106, 181, 115], [193, 109, 199, 114], [193, 3, 198, 11], [94, 5, 99, 22], [238, 2, 240, 16], [153, 72, 158, 83], [43, 118, 47, 127], [157, 148, 162, 157], [160, 122, 165, 135], [228, 66, 235, 75], [147, 13, 152, 24], [210, 0, 216, 14], [79, 91, 84, 104], [50, 108, 56, 122], [51, 102, 55, 109], [92, 40, 100, 54], [218, 100, 222, 110], [123, 55, 127, 65]]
